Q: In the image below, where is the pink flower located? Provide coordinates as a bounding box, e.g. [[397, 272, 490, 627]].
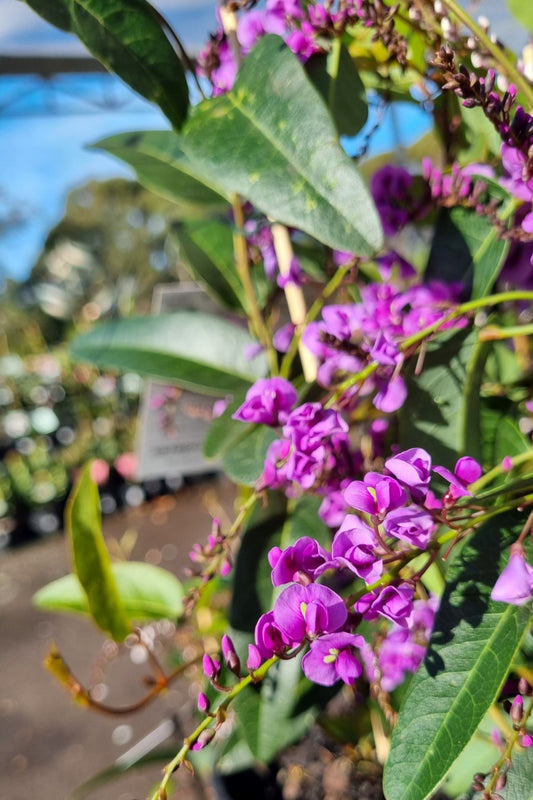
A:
[[491, 552, 533, 605]]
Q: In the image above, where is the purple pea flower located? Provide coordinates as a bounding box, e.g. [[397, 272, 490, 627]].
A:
[[302, 632, 365, 686], [344, 473, 407, 518], [374, 373, 408, 413], [273, 583, 347, 643], [330, 515, 383, 585], [371, 164, 414, 235], [233, 377, 298, 426], [491, 551, 533, 605], [268, 536, 330, 586], [254, 611, 293, 658], [355, 583, 414, 627], [385, 447, 432, 499], [433, 456, 483, 502], [382, 505, 436, 550]]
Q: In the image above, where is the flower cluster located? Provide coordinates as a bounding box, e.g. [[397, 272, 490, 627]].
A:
[[246, 447, 482, 688]]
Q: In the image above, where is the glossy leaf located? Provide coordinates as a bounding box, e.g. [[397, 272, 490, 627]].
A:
[[34, 562, 184, 621], [69, 0, 189, 129], [222, 426, 278, 486], [171, 219, 246, 311], [384, 511, 532, 800], [306, 44, 368, 137], [398, 328, 488, 469], [71, 311, 268, 395], [66, 463, 131, 642], [23, 0, 72, 31], [181, 35, 383, 255], [425, 205, 509, 298], [93, 130, 227, 214]]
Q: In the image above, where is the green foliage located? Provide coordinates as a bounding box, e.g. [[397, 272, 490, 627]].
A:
[[71, 311, 268, 395], [306, 43, 368, 137], [180, 35, 383, 254], [34, 562, 184, 621], [384, 511, 532, 800], [93, 131, 228, 214], [66, 463, 131, 641], [507, 0, 533, 32], [222, 426, 278, 486], [25, 0, 189, 128], [398, 328, 488, 468]]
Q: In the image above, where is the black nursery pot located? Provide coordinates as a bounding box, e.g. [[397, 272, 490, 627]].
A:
[[212, 764, 283, 800]]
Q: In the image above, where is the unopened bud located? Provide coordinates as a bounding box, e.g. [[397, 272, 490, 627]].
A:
[[518, 677, 529, 695], [202, 654, 221, 681], [221, 634, 241, 675], [247, 644, 263, 672], [192, 728, 215, 751], [511, 695, 524, 727], [220, 557, 232, 577], [197, 692, 211, 714], [521, 732, 533, 747], [495, 772, 507, 791]]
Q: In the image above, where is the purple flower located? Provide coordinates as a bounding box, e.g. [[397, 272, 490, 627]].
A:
[[247, 644, 263, 671], [491, 552, 533, 605], [344, 473, 407, 518], [233, 377, 297, 426], [273, 323, 296, 353], [254, 611, 293, 658], [371, 165, 414, 235], [302, 632, 365, 686], [433, 456, 483, 502], [382, 505, 436, 549], [376, 251, 417, 281], [330, 515, 383, 584], [269, 536, 330, 586], [355, 583, 414, 627], [385, 448, 432, 499], [373, 373, 407, 413], [273, 583, 347, 643]]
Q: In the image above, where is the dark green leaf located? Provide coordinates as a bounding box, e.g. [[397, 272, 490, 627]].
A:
[[398, 328, 488, 469], [23, 0, 73, 31], [507, 0, 533, 32], [71, 311, 268, 395], [66, 463, 131, 641], [69, 0, 189, 129], [34, 562, 184, 621], [222, 425, 278, 485], [171, 219, 246, 311], [384, 511, 532, 800], [425, 206, 509, 298], [480, 398, 531, 468], [230, 492, 287, 633], [181, 35, 383, 254], [93, 130, 227, 214], [306, 44, 368, 137]]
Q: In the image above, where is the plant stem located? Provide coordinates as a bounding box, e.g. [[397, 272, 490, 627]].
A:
[[151, 656, 279, 800], [232, 196, 278, 374], [438, 0, 533, 110]]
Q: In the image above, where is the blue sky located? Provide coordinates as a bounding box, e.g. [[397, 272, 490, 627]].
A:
[[0, 0, 526, 284]]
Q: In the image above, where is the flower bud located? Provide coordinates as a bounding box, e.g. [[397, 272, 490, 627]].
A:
[[521, 732, 533, 747], [197, 692, 211, 714], [511, 695, 524, 727], [202, 654, 221, 681], [221, 634, 241, 675], [191, 728, 215, 751], [246, 644, 263, 672]]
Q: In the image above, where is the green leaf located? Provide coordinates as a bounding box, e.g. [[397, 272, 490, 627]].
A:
[[66, 463, 131, 641], [383, 510, 532, 800], [502, 743, 533, 799], [398, 328, 488, 469], [93, 131, 228, 215], [480, 398, 531, 468], [34, 562, 184, 621], [222, 425, 278, 486], [71, 311, 268, 396], [171, 219, 247, 312], [181, 35, 383, 255], [23, 0, 73, 31], [425, 205, 510, 299], [69, 0, 189, 129], [306, 44, 368, 137], [507, 0, 533, 32]]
